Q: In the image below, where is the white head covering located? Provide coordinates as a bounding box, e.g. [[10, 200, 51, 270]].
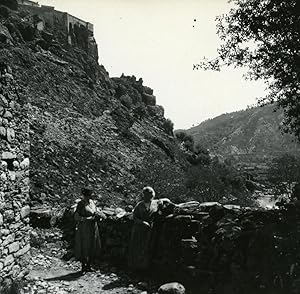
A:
[[142, 186, 155, 198]]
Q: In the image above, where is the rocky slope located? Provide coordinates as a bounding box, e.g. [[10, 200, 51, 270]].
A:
[[0, 2, 189, 209]]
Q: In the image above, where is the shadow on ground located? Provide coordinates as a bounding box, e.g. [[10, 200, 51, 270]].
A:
[[45, 271, 82, 281]]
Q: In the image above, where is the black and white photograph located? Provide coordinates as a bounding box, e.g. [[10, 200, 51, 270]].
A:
[[0, 0, 300, 293]]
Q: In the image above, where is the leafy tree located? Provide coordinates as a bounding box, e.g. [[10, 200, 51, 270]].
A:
[[163, 118, 174, 135], [185, 164, 224, 202], [2, 0, 18, 10], [185, 156, 247, 203], [200, 0, 300, 139], [175, 131, 195, 152], [267, 154, 300, 196]]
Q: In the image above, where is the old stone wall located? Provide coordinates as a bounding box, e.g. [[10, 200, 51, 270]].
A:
[[19, 4, 65, 31], [17, 0, 39, 7], [19, 3, 98, 59], [0, 64, 30, 289], [56, 202, 300, 293]]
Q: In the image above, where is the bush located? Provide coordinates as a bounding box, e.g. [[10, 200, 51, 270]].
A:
[[267, 154, 300, 197], [185, 156, 247, 204], [163, 118, 174, 135], [1, 280, 25, 294], [175, 131, 194, 152], [0, 5, 10, 18], [1, 0, 17, 10]]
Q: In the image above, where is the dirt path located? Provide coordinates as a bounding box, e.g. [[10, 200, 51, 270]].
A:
[[23, 230, 150, 294]]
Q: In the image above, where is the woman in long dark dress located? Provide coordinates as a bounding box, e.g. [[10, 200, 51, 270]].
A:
[[74, 187, 101, 272], [128, 186, 159, 271]]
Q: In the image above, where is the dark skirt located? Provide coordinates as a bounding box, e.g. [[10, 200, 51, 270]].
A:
[[75, 220, 101, 262], [128, 223, 152, 270]]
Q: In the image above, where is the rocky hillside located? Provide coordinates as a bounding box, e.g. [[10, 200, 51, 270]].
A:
[[0, 1, 190, 208], [184, 104, 300, 157]]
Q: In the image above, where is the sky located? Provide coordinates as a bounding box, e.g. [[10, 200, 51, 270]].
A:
[[38, 0, 267, 129]]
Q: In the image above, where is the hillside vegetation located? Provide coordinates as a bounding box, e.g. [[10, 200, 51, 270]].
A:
[[185, 105, 300, 157]]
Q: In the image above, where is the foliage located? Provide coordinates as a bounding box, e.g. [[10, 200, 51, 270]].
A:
[[163, 118, 174, 135], [185, 155, 248, 204], [200, 0, 300, 140], [185, 105, 300, 157], [175, 131, 195, 152], [174, 131, 248, 204], [1, 0, 17, 10], [1, 280, 25, 294], [267, 153, 300, 196], [192, 143, 211, 165], [175, 131, 211, 165], [292, 183, 300, 200]]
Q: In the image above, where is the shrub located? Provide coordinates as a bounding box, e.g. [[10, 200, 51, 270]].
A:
[[0, 5, 10, 18], [1, 280, 25, 294], [175, 131, 194, 152], [268, 154, 300, 197], [163, 118, 174, 135], [1, 0, 17, 10]]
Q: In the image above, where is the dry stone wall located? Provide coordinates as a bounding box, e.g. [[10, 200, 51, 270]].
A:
[[0, 63, 30, 289], [57, 202, 300, 293]]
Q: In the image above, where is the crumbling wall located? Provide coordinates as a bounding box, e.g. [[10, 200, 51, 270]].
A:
[[19, 3, 98, 59], [0, 64, 30, 289], [66, 14, 97, 59], [17, 0, 39, 7], [19, 5, 66, 31], [56, 202, 300, 293]]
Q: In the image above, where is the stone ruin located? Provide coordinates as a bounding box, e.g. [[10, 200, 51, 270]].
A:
[[0, 63, 30, 290], [17, 0, 98, 60]]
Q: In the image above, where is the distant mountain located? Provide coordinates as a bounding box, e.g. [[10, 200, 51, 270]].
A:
[[184, 105, 300, 158]]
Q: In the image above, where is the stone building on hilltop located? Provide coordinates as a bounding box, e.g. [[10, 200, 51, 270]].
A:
[[17, 0, 98, 60]]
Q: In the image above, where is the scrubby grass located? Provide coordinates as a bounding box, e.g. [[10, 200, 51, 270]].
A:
[[1, 280, 25, 294]]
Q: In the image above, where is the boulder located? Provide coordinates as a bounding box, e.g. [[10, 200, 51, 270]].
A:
[[0, 127, 6, 138], [20, 205, 30, 219], [2, 151, 16, 160], [3, 110, 13, 120], [30, 207, 52, 228], [143, 86, 153, 95], [142, 93, 156, 106], [6, 128, 15, 142], [158, 282, 185, 294], [0, 94, 8, 107], [20, 158, 29, 169]]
